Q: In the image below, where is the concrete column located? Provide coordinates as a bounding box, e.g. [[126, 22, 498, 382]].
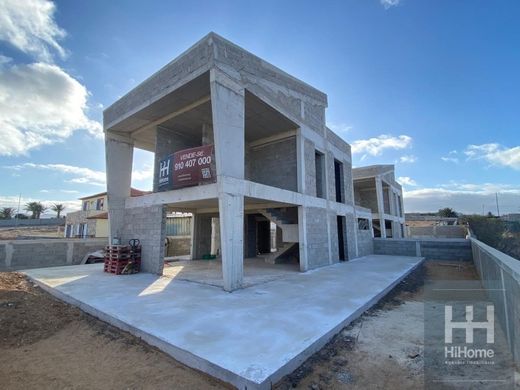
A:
[[298, 206, 309, 271], [211, 217, 220, 256], [389, 189, 396, 216], [218, 193, 244, 291], [211, 69, 245, 291], [105, 133, 134, 243], [375, 177, 386, 238], [210, 69, 245, 179]]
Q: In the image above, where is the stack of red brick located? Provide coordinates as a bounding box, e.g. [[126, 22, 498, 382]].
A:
[[104, 245, 141, 275]]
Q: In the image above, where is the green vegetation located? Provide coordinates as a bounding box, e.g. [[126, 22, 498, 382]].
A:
[[462, 215, 520, 260], [24, 202, 47, 219], [0, 207, 15, 219], [51, 203, 65, 218], [438, 207, 458, 218]]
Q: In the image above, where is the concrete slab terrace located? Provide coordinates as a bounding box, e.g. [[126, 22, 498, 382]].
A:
[[163, 258, 300, 288], [23, 255, 424, 389]]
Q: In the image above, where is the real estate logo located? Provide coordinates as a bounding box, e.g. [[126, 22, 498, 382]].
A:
[[158, 158, 171, 186], [443, 304, 495, 362]]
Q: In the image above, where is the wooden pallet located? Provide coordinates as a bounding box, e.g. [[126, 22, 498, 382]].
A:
[[104, 245, 142, 275], [104, 259, 141, 275]]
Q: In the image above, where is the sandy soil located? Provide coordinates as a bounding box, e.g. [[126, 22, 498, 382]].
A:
[[275, 261, 502, 390], [0, 272, 228, 390], [0, 226, 64, 240]]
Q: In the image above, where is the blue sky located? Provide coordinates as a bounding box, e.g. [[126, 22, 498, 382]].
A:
[[0, 0, 519, 215]]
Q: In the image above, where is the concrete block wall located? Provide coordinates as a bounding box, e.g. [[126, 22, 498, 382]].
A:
[[246, 137, 297, 192], [166, 236, 191, 257], [0, 218, 65, 228], [121, 205, 166, 274], [345, 213, 358, 260], [406, 225, 467, 239], [374, 238, 417, 257], [471, 238, 520, 363], [374, 238, 472, 261], [305, 207, 330, 268], [0, 238, 106, 270], [354, 188, 378, 213], [356, 229, 374, 258], [153, 127, 199, 192], [343, 161, 354, 204]]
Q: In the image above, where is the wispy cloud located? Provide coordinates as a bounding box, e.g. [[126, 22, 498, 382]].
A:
[[380, 0, 401, 10], [6, 163, 106, 186], [351, 134, 412, 159], [397, 176, 417, 187], [399, 155, 417, 163], [465, 143, 520, 170], [441, 156, 459, 163]]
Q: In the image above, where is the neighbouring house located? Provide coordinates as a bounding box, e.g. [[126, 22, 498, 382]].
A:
[[103, 32, 403, 291], [65, 188, 149, 238], [405, 213, 467, 238], [353, 165, 406, 238]]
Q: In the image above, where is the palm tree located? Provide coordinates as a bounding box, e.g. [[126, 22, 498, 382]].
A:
[[0, 207, 15, 219], [51, 203, 65, 218], [24, 202, 47, 219]]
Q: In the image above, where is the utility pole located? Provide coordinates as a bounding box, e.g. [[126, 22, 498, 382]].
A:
[[15, 193, 21, 226], [495, 192, 500, 217]]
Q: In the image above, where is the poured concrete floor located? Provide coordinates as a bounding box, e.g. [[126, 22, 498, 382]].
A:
[[164, 257, 299, 288], [24, 255, 423, 389]]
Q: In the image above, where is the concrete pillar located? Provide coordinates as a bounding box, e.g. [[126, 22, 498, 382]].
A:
[[298, 206, 309, 271], [218, 193, 244, 291], [211, 217, 220, 256], [210, 69, 245, 291], [375, 177, 386, 238], [105, 133, 133, 243], [210, 69, 245, 179], [389, 189, 396, 216]]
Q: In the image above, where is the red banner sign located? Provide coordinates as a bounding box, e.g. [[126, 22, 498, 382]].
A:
[[171, 144, 215, 188]]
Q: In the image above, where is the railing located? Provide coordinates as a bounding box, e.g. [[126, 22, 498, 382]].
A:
[[470, 237, 520, 363]]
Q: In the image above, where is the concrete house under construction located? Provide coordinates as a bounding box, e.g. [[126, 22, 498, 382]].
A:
[[103, 33, 385, 291]]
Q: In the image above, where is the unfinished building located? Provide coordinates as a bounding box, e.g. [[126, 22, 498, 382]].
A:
[[353, 165, 405, 239], [104, 33, 377, 291]]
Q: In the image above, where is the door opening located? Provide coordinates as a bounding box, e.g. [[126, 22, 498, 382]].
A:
[[337, 215, 346, 261]]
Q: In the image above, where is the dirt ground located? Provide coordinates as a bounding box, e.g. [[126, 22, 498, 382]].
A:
[[1, 261, 515, 389], [275, 260, 496, 390], [0, 272, 228, 390], [0, 225, 64, 240]]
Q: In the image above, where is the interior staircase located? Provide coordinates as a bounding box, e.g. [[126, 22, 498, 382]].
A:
[[258, 208, 298, 264]]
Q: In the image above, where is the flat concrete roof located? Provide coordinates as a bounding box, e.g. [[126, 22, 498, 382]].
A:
[[24, 255, 424, 389], [104, 32, 327, 134]]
